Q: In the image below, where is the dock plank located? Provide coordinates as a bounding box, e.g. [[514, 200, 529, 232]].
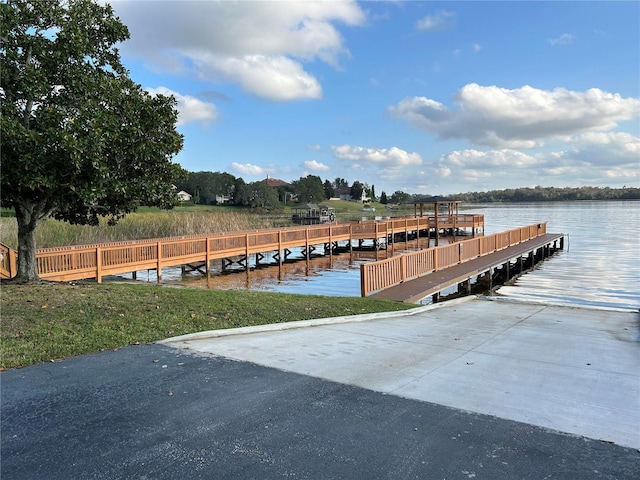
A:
[[371, 233, 564, 303]]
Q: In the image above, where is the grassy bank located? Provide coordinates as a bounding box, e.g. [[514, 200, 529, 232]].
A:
[[0, 282, 416, 369]]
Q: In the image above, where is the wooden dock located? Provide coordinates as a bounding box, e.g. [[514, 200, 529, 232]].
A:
[[0, 213, 484, 282], [362, 224, 565, 303]]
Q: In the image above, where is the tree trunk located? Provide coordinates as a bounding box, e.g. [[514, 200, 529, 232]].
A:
[[14, 203, 43, 282]]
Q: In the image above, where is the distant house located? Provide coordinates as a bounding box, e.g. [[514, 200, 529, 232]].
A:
[[334, 187, 370, 203], [262, 176, 289, 188], [176, 190, 192, 202], [334, 187, 352, 201], [215, 194, 231, 204]]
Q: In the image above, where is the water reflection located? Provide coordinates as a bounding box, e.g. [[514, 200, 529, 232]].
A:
[[112, 237, 444, 298]]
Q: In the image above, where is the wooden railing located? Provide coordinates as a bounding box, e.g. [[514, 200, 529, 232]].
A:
[[360, 223, 546, 297], [0, 214, 484, 283], [0, 243, 18, 279]]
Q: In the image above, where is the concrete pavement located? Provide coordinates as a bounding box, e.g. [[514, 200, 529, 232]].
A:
[[2, 296, 639, 479], [162, 296, 640, 450]]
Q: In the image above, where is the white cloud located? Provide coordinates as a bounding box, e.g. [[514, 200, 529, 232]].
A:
[[424, 131, 640, 191], [304, 160, 330, 171], [552, 131, 640, 184], [331, 145, 423, 168], [146, 86, 217, 126], [231, 162, 265, 176], [389, 84, 640, 148], [416, 10, 456, 31], [570, 131, 640, 166], [308, 144, 322, 151], [473, 43, 482, 52], [113, 1, 365, 101], [549, 33, 574, 46], [443, 149, 540, 168]]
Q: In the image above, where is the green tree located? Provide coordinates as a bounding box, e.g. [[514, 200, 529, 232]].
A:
[[350, 181, 364, 202], [323, 179, 335, 200], [232, 177, 249, 205], [246, 181, 280, 209], [380, 191, 388, 205], [292, 175, 325, 203], [333, 177, 349, 189], [0, 0, 185, 282], [390, 191, 412, 205]]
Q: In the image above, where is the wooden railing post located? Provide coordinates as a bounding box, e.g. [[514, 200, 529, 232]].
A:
[[156, 241, 162, 282], [433, 247, 438, 272], [349, 224, 353, 254], [205, 237, 211, 276], [96, 246, 103, 283], [9, 249, 17, 278], [360, 264, 367, 297], [245, 233, 250, 268]]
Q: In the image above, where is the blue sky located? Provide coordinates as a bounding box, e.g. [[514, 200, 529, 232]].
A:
[[110, 0, 639, 196]]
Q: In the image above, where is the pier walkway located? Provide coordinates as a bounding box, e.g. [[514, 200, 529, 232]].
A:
[[361, 222, 563, 301], [370, 233, 565, 303]]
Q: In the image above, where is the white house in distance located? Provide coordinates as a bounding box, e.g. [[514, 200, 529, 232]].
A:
[[172, 185, 193, 202], [177, 190, 192, 202]]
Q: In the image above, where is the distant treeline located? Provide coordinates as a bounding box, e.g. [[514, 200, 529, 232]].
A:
[[450, 186, 640, 203]]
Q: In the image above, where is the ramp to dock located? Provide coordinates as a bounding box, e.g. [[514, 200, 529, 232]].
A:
[[371, 233, 564, 303]]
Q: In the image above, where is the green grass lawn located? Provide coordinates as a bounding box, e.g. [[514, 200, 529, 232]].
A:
[[0, 282, 416, 369]]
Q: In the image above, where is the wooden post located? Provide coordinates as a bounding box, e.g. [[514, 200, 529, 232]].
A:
[[96, 246, 103, 283], [9, 249, 18, 278], [404, 218, 408, 247], [489, 267, 493, 293], [156, 241, 162, 282], [360, 264, 367, 297], [245, 233, 250, 271], [434, 204, 440, 247], [205, 237, 211, 277], [433, 247, 438, 272]]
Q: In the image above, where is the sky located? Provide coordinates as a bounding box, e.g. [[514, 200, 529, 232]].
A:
[[108, 0, 640, 196]]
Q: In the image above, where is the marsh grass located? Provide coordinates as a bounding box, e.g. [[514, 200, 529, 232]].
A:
[[0, 282, 416, 369], [0, 209, 276, 249]]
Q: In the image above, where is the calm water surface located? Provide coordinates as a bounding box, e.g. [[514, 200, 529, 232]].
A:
[[123, 201, 639, 311], [479, 201, 639, 310]]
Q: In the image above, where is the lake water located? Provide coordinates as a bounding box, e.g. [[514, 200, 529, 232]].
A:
[[123, 201, 640, 311], [473, 201, 639, 311]]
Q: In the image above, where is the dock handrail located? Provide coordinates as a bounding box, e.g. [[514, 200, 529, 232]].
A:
[[361, 222, 547, 297], [1, 213, 484, 283]]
